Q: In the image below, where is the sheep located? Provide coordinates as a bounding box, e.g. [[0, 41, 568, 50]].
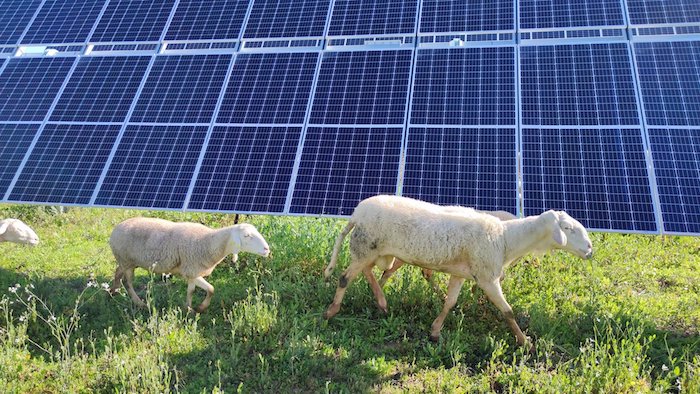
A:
[[0, 219, 39, 246], [322, 195, 592, 347], [109, 217, 270, 312]]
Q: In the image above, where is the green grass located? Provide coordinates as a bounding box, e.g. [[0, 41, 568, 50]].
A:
[[0, 204, 699, 393]]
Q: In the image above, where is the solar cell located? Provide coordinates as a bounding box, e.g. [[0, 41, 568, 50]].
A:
[[130, 54, 232, 124], [9, 123, 120, 204], [0, 57, 75, 122], [0, 0, 43, 45], [519, 0, 624, 29], [310, 50, 412, 125], [522, 128, 657, 232], [50, 56, 151, 123], [520, 43, 639, 126], [0, 124, 39, 198], [90, 0, 176, 43], [165, 0, 250, 41], [217, 52, 318, 124], [290, 126, 402, 215], [328, 0, 418, 36], [411, 47, 515, 126], [95, 125, 208, 209], [243, 0, 331, 39], [402, 127, 517, 212], [188, 126, 301, 213], [419, 0, 514, 33], [634, 41, 700, 127], [22, 0, 107, 44], [627, 0, 700, 25]]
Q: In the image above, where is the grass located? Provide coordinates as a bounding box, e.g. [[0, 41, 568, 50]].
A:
[[0, 204, 699, 393]]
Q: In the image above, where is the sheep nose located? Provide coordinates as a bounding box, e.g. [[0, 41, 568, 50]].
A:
[[584, 249, 593, 259]]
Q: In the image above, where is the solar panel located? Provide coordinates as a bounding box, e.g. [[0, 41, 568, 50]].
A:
[[328, 0, 418, 36], [188, 126, 301, 213], [8, 124, 120, 204], [411, 47, 515, 126], [519, 0, 624, 29], [310, 50, 412, 125], [130, 54, 232, 124], [419, 0, 514, 33], [403, 127, 517, 212], [627, 0, 700, 25], [522, 128, 657, 232], [0, 124, 39, 198], [95, 125, 208, 209], [0, 0, 43, 45], [290, 126, 402, 215], [164, 0, 250, 41], [22, 0, 107, 44], [90, 0, 176, 43], [217, 52, 318, 124], [50, 56, 151, 123], [520, 43, 639, 126], [243, 0, 331, 39], [0, 57, 75, 122]]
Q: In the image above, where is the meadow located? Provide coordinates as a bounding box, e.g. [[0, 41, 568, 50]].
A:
[[0, 204, 698, 393]]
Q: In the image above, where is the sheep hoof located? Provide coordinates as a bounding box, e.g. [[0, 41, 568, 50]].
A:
[[378, 304, 388, 314], [323, 304, 339, 320], [429, 334, 440, 342], [195, 305, 208, 313]]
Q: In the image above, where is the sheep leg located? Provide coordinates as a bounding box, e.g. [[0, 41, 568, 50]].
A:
[[124, 268, 145, 307], [110, 266, 124, 295], [478, 279, 530, 348], [189, 277, 214, 313], [378, 258, 404, 287], [323, 262, 366, 319], [429, 276, 465, 341], [363, 267, 388, 313]]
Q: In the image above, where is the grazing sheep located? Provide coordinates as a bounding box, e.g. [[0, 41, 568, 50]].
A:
[[109, 217, 270, 312], [323, 195, 592, 347], [0, 219, 39, 246]]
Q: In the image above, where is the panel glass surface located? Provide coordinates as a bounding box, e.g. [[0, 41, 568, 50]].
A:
[[627, 0, 700, 25], [165, 0, 250, 41], [243, 0, 331, 39], [90, 0, 176, 42], [0, 124, 39, 197], [419, 0, 514, 33], [328, 0, 418, 36], [519, 0, 624, 29], [22, 0, 107, 44], [0, 0, 43, 45]]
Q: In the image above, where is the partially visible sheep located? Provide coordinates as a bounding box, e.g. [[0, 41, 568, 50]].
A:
[[109, 218, 270, 312], [0, 219, 39, 246], [323, 195, 592, 347]]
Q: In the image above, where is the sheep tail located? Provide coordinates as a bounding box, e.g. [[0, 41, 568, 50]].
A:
[[323, 221, 355, 280]]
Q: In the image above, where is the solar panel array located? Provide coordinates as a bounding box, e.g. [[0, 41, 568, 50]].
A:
[[0, 0, 699, 235]]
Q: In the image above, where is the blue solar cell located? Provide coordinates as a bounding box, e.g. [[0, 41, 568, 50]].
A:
[[9, 123, 120, 204], [0, 0, 43, 45], [189, 126, 301, 213], [217, 52, 318, 124], [411, 47, 515, 126], [402, 127, 516, 212], [95, 125, 207, 209], [243, 0, 331, 39], [290, 126, 402, 215], [419, 0, 514, 33], [627, 0, 700, 25], [328, 0, 418, 36], [165, 0, 250, 41], [0, 124, 39, 197], [521, 43, 639, 126], [131, 54, 231, 124], [522, 128, 656, 232], [310, 50, 412, 125], [0, 57, 75, 122], [50, 56, 150, 123], [635, 41, 700, 127], [22, 0, 107, 44], [90, 0, 176, 43], [519, 0, 624, 29], [648, 129, 700, 234]]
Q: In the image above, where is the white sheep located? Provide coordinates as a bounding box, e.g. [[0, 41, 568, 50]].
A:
[[323, 195, 592, 347], [109, 217, 270, 312], [0, 219, 39, 246]]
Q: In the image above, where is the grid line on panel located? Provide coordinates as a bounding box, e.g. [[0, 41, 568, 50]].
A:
[[188, 126, 301, 213], [0, 124, 40, 198], [419, 0, 514, 33], [519, 0, 624, 30], [522, 128, 657, 232], [90, 0, 177, 43], [328, 0, 418, 36], [95, 125, 207, 209], [8, 124, 120, 205], [627, 0, 700, 26], [243, 0, 332, 39], [410, 47, 516, 126], [402, 127, 517, 213], [50, 56, 151, 123], [217, 52, 318, 124], [0, 0, 43, 45], [520, 43, 640, 127], [21, 0, 107, 44], [131, 54, 232, 124], [165, 0, 249, 41]]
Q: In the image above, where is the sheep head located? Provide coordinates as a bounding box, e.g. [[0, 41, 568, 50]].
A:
[[232, 223, 270, 257], [541, 210, 592, 259], [0, 219, 39, 246]]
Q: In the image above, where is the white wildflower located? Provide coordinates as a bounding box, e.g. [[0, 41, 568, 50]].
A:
[[101, 283, 110, 291], [28, 283, 34, 290], [662, 364, 669, 372], [18, 315, 26, 322]]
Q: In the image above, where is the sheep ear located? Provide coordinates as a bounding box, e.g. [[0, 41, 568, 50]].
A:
[[0, 221, 9, 236], [542, 210, 566, 247]]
